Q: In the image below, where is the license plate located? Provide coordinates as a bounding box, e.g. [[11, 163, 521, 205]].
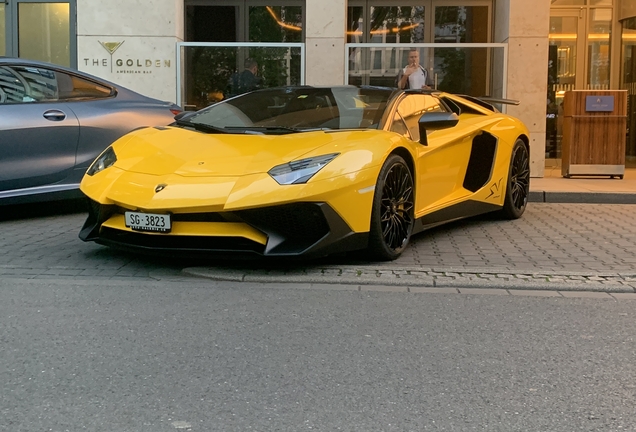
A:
[[124, 211, 171, 233]]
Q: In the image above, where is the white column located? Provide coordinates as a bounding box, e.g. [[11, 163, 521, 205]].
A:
[[76, 0, 184, 104], [495, 0, 551, 178], [305, 0, 347, 85]]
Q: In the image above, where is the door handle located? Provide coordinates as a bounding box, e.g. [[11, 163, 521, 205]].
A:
[[43, 110, 67, 121]]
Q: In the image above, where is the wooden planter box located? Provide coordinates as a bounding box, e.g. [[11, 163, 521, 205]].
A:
[[561, 90, 627, 179]]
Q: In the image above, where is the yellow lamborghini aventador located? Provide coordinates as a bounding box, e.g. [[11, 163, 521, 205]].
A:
[[79, 86, 530, 260]]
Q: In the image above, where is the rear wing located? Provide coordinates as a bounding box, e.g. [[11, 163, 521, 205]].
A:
[[457, 95, 520, 112]]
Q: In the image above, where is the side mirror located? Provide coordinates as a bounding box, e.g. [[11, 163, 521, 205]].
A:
[[418, 111, 459, 145]]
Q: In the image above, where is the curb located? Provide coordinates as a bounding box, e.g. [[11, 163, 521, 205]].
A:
[[182, 267, 636, 293], [529, 190, 636, 204]]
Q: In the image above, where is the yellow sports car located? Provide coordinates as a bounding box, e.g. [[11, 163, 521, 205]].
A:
[[79, 86, 530, 260]]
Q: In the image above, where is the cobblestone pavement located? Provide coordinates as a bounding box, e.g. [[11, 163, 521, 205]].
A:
[[1, 202, 635, 292]]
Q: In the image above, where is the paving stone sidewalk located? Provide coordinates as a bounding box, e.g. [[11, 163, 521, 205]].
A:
[[1, 202, 635, 292]]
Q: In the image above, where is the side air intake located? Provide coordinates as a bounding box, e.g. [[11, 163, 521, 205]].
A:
[[463, 132, 497, 192]]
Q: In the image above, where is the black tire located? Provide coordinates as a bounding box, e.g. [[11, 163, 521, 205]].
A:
[[367, 155, 415, 261], [499, 139, 530, 219]]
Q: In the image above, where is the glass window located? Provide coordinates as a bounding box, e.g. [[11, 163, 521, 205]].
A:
[[390, 112, 410, 137], [347, 6, 364, 43], [18, 3, 70, 66], [549, 16, 579, 84], [0, 66, 111, 104], [249, 6, 302, 42], [346, 2, 494, 91], [0, 4, 5, 56], [184, 2, 304, 43], [54, 72, 112, 100], [185, 6, 239, 42], [551, 0, 586, 5], [0, 67, 28, 103], [187, 87, 392, 130], [621, 17, 636, 166], [434, 6, 489, 43], [368, 6, 425, 43], [587, 8, 612, 89], [433, 6, 489, 96]]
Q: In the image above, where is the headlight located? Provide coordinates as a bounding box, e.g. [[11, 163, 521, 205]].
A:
[[87, 146, 117, 176], [268, 153, 339, 185]]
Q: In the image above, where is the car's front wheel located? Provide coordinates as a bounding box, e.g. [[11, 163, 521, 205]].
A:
[[367, 155, 414, 261], [499, 139, 530, 219]]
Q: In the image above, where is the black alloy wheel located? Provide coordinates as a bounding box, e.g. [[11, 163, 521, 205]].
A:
[[500, 139, 530, 219], [367, 154, 414, 261]]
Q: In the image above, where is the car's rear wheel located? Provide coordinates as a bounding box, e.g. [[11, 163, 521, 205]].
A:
[[499, 139, 530, 219], [367, 155, 414, 261]]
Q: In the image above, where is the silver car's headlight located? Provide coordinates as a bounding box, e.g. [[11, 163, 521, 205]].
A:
[[268, 153, 339, 185], [87, 147, 117, 176]]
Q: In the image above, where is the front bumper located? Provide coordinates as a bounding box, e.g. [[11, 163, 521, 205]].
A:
[[79, 199, 367, 258]]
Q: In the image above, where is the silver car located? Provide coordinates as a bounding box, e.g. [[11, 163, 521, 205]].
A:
[[0, 57, 181, 205]]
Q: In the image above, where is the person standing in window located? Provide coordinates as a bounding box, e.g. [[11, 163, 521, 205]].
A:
[[396, 48, 430, 90], [226, 58, 262, 98]]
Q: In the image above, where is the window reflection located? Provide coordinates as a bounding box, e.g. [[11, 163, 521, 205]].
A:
[[434, 6, 488, 43], [249, 6, 302, 42], [346, 3, 494, 98], [434, 6, 489, 96], [185, 6, 238, 42], [182, 3, 305, 110], [396, 94, 444, 141], [18, 3, 70, 66], [546, 15, 579, 159], [368, 6, 425, 43], [0, 4, 5, 56], [621, 17, 636, 165], [587, 8, 611, 89], [347, 6, 364, 43], [551, 0, 585, 5]]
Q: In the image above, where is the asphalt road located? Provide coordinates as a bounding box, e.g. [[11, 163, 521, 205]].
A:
[[1, 278, 635, 432], [1, 202, 636, 431]]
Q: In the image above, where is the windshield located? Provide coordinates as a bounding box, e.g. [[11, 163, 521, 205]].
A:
[[185, 87, 392, 132]]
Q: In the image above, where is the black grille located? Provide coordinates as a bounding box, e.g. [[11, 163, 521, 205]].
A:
[[172, 213, 227, 222], [238, 203, 330, 247], [99, 227, 264, 253]]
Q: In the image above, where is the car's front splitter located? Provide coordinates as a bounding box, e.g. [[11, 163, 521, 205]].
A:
[[79, 199, 368, 259]]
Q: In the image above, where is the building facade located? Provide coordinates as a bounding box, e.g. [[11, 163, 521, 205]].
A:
[[1, 0, 634, 176]]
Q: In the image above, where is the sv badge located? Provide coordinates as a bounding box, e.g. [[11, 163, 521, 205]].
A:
[[486, 178, 503, 200]]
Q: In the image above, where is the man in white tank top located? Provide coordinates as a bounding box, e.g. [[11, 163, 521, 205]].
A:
[[396, 48, 430, 90]]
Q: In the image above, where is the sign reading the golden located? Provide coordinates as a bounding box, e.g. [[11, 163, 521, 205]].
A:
[[79, 86, 530, 261]]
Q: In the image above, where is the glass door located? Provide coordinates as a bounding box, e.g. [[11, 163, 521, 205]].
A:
[[432, 1, 491, 95], [621, 17, 636, 167], [546, 9, 586, 160], [2, 0, 75, 67], [18, 2, 70, 66], [182, 0, 304, 108], [0, 3, 6, 56]]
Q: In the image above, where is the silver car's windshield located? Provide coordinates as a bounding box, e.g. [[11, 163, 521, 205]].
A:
[[186, 87, 392, 132]]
